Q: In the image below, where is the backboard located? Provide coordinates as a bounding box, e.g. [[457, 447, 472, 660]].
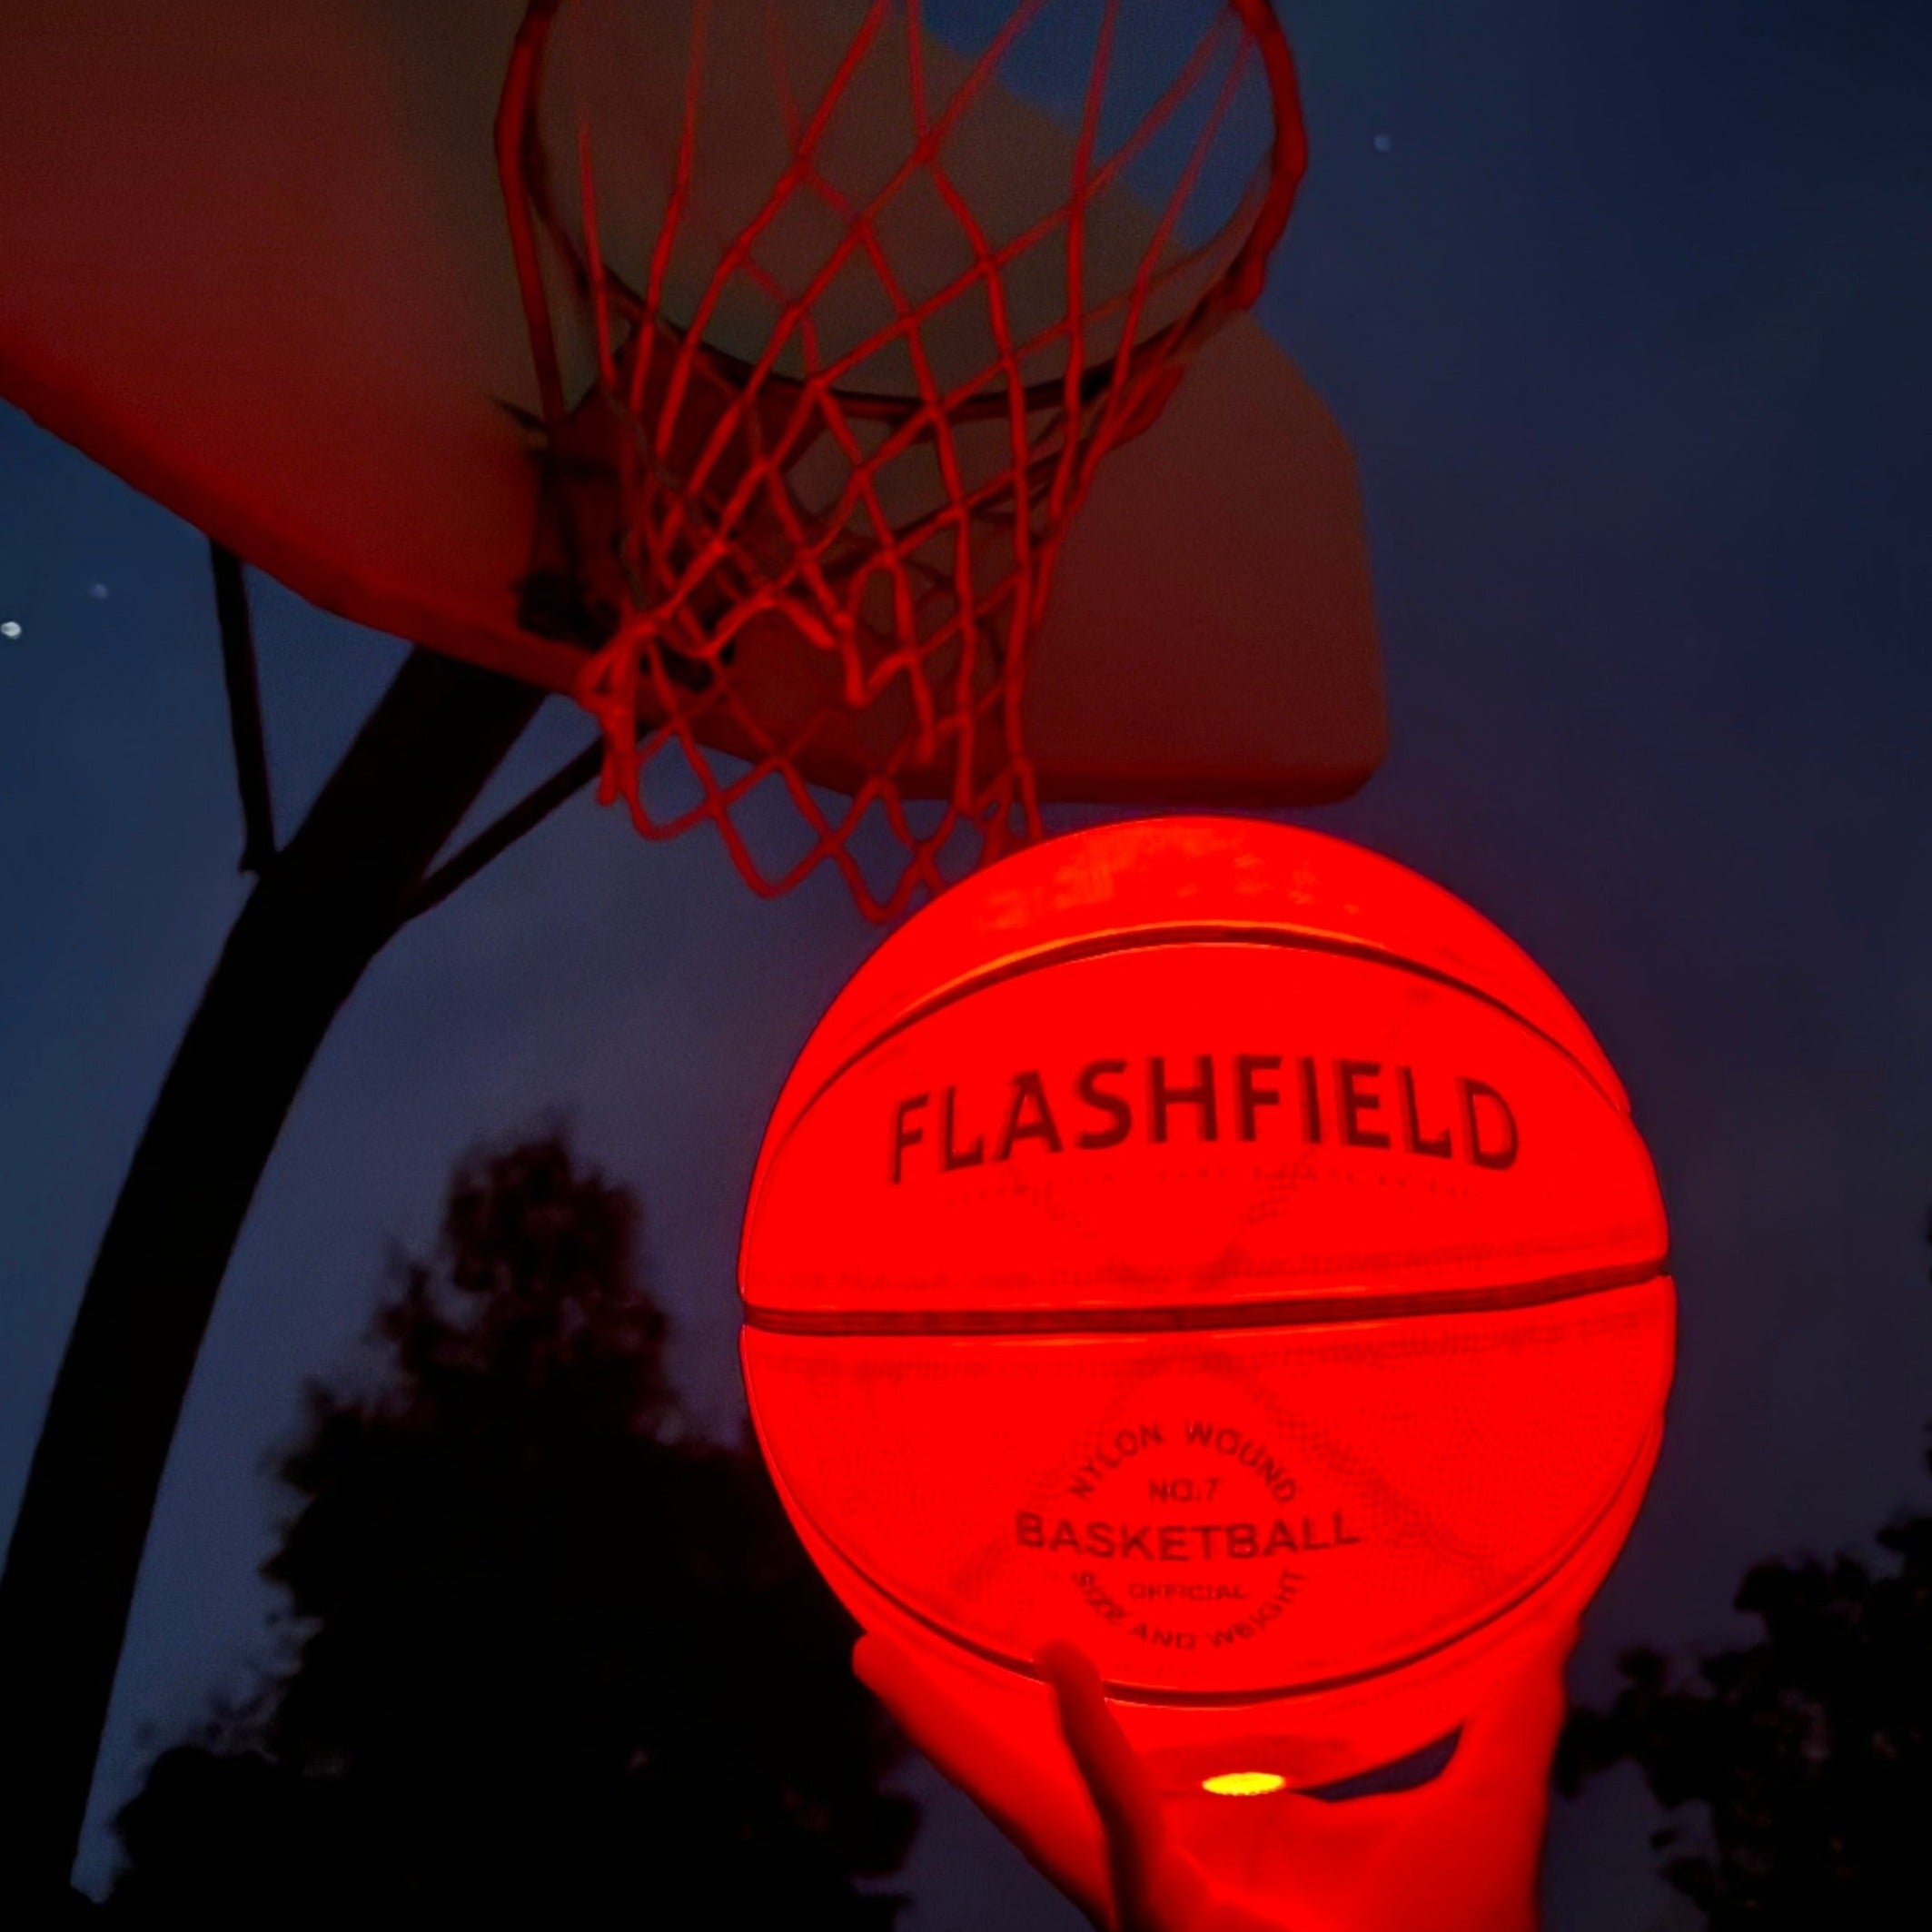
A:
[[0, 0, 1384, 807]]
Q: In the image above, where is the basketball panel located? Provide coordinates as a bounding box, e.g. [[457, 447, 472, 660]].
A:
[[744, 1279, 1674, 1700], [763, 822, 1630, 1125], [743, 937, 1667, 1320]]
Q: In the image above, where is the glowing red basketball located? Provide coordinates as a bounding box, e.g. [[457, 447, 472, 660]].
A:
[[739, 818, 1672, 1706]]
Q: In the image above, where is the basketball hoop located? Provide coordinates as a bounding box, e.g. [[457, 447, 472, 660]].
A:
[[498, 0, 1305, 916]]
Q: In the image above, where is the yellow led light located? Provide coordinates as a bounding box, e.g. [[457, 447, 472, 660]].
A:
[[1201, 1770, 1288, 1798]]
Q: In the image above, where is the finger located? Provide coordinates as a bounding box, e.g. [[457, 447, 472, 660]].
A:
[[854, 1633, 1115, 1925], [1038, 1643, 1302, 1932], [1035, 1646, 1182, 1932]]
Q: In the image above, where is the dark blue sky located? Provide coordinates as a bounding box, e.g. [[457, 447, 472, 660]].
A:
[[4, 3, 1930, 1926]]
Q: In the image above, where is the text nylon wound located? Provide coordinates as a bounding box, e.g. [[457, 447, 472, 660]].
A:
[[889, 1053, 1519, 1184], [1019, 1414, 1369, 1659]]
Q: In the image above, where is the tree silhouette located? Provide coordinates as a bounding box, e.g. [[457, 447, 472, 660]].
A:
[[104, 1132, 916, 1927], [1557, 1432, 1932, 1928]]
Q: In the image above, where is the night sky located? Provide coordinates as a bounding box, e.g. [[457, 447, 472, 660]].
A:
[[4, 3, 1930, 1927]]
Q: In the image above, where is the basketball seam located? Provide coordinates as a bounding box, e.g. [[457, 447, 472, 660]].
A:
[[754, 1406, 1669, 1707], [743, 1256, 1671, 1336], [758, 924, 1629, 1204]]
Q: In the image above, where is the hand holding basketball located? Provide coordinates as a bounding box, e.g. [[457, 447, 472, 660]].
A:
[[751, 819, 1672, 1931], [857, 1633, 1300, 1932]]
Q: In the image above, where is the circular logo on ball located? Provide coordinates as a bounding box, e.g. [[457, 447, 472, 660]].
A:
[[1017, 1402, 1364, 1662]]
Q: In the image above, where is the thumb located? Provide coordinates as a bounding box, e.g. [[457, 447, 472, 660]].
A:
[[1039, 1642, 1295, 1932], [1039, 1640, 1172, 1929]]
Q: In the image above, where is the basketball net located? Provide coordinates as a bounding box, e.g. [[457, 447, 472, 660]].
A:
[[499, 0, 1303, 918]]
